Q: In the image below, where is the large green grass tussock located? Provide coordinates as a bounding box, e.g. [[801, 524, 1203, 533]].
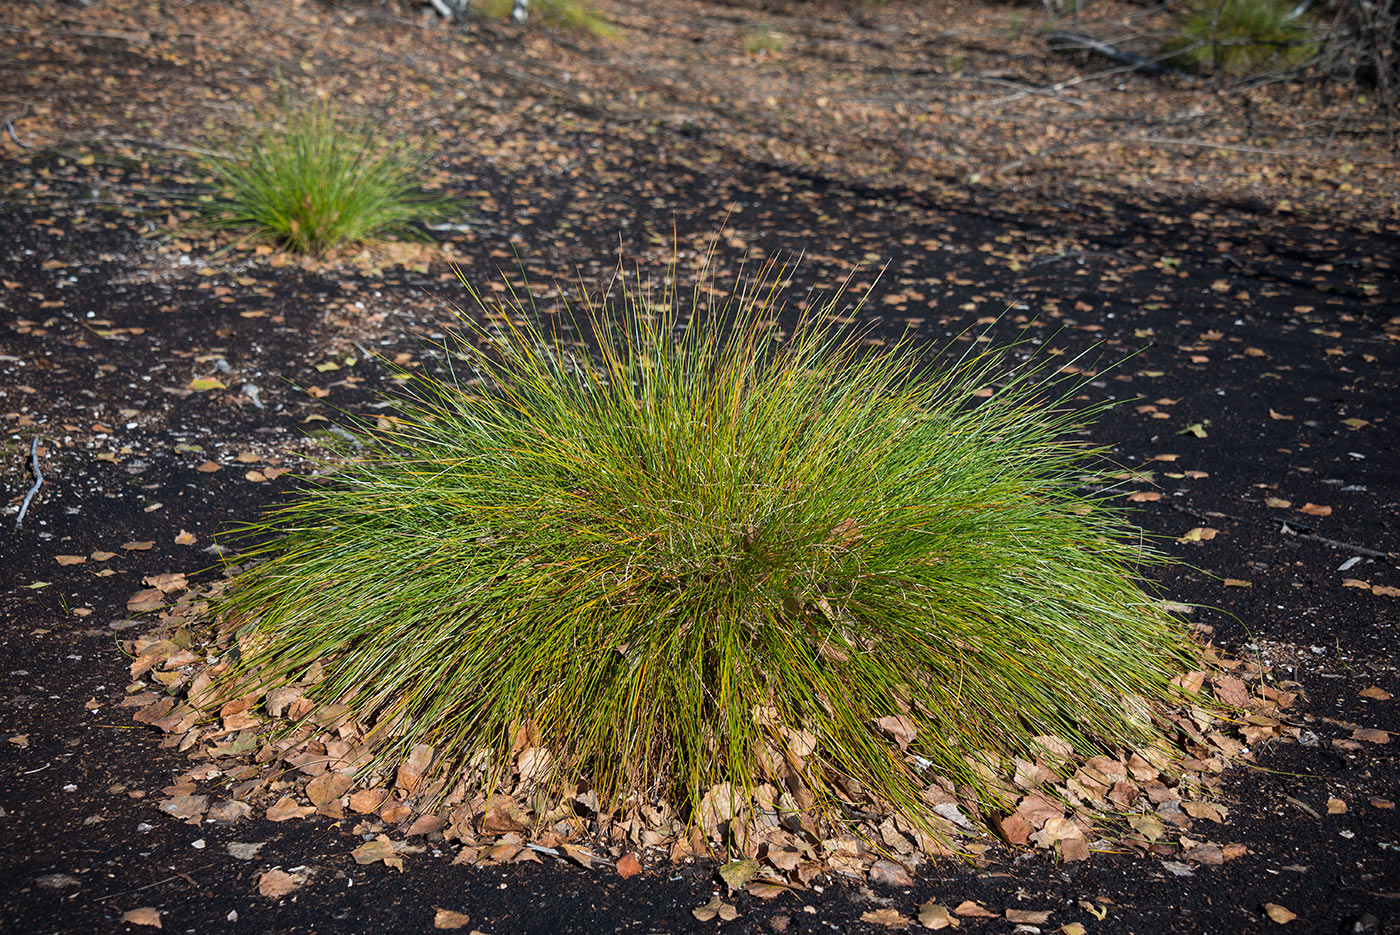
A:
[[215, 260, 1203, 840]]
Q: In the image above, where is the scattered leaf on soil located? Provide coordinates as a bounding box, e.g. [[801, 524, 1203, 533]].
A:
[[257, 868, 303, 898], [692, 895, 739, 922], [953, 901, 997, 918], [918, 901, 960, 929], [718, 859, 761, 892], [1006, 909, 1052, 924], [860, 908, 912, 928], [227, 842, 265, 860], [433, 909, 471, 930], [352, 834, 405, 870], [265, 796, 314, 821], [120, 907, 162, 928]]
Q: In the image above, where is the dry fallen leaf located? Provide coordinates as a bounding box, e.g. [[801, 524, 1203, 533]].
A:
[[143, 573, 188, 594], [433, 908, 471, 930], [875, 714, 917, 751], [1182, 800, 1228, 822], [306, 772, 353, 808], [692, 895, 739, 922], [265, 796, 314, 822], [1326, 797, 1347, 814], [120, 907, 163, 928], [257, 868, 303, 898], [227, 841, 266, 860], [869, 858, 914, 888], [1006, 908, 1052, 924], [953, 901, 997, 918], [352, 834, 405, 870], [1299, 503, 1332, 516], [1127, 490, 1162, 502], [559, 843, 604, 869], [1352, 728, 1390, 744], [348, 788, 388, 814], [126, 588, 165, 612], [174, 530, 198, 546], [395, 743, 435, 795], [1179, 527, 1219, 543], [718, 859, 761, 892], [1032, 816, 1090, 861], [1263, 903, 1298, 924], [55, 554, 86, 565], [616, 852, 643, 879], [917, 901, 960, 930], [860, 908, 912, 928], [1359, 686, 1393, 701], [157, 794, 208, 821]]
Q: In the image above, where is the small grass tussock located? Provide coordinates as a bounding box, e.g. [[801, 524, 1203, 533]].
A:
[[196, 99, 453, 255], [744, 25, 786, 56], [1165, 0, 1319, 75], [210, 257, 1208, 847], [476, 0, 617, 38]]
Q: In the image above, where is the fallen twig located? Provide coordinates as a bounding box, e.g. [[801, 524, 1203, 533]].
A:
[[14, 437, 43, 531], [3, 118, 33, 149], [1045, 30, 1186, 77], [1279, 522, 1397, 562]]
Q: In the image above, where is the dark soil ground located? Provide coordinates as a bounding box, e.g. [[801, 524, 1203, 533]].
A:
[[2, 1, 1398, 933]]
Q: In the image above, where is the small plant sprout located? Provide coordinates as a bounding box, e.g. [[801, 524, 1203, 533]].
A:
[[207, 254, 1212, 851]]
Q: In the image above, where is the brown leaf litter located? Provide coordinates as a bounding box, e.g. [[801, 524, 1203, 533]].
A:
[[122, 578, 1334, 894]]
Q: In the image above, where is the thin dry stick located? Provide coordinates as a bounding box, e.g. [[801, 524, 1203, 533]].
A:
[[14, 437, 43, 531]]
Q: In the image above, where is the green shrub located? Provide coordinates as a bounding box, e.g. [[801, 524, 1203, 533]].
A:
[[197, 100, 452, 255], [745, 25, 786, 55], [476, 0, 617, 38], [1166, 0, 1318, 75], [212, 262, 1205, 842]]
